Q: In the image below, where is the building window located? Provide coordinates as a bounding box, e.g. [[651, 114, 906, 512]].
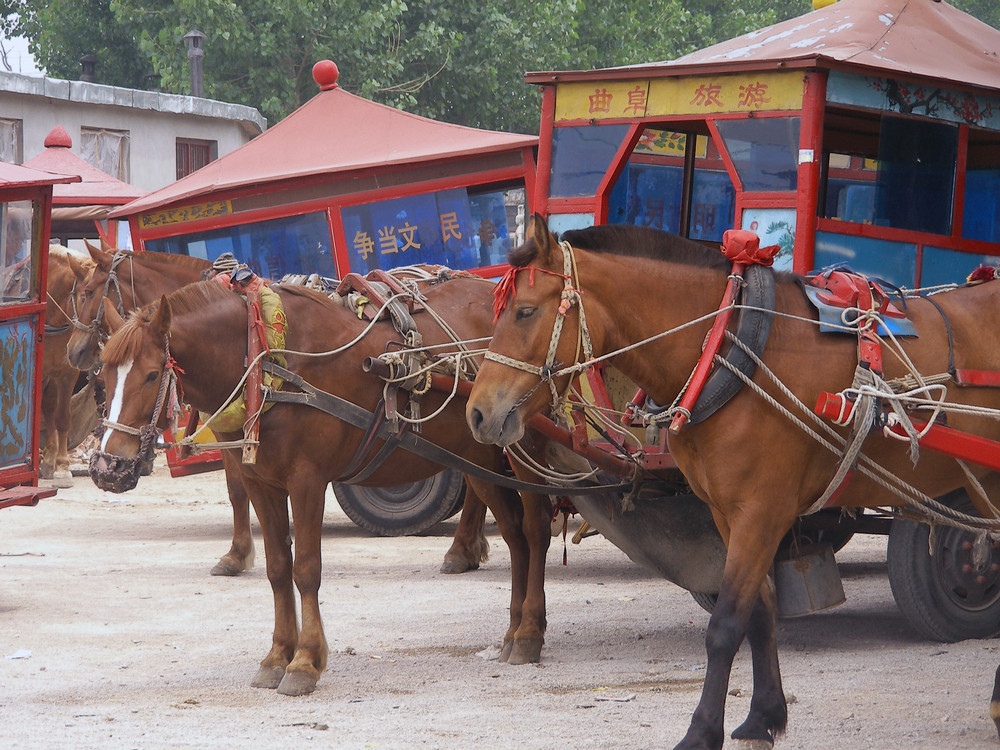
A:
[[0, 119, 23, 163], [176, 138, 217, 179], [80, 127, 130, 182]]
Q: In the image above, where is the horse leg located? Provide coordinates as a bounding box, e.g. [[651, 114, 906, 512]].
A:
[[51, 370, 76, 488], [675, 510, 789, 750], [992, 664, 1000, 740], [211, 450, 256, 576], [278, 475, 329, 696], [506, 489, 551, 665], [440, 485, 489, 574], [38, 379, 56, 480], [468, 476, 530, 662], [246, 482, 298, 690]]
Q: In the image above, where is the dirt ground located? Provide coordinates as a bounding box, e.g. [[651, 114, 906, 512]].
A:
[[2, 455, 1000, 750]]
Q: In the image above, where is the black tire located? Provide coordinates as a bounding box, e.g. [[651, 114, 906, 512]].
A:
[[333, 469, 466, 537], [690, 591, 718, 614], [887, 489, 1000, 642]]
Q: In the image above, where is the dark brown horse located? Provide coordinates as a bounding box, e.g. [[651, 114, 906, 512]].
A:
[[39, 245, 94, 486], [67, 245, 490, 578], [466, 217, 1000, 749], [94, 275, 556, 695]]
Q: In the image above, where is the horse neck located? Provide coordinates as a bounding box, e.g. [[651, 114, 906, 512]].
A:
[[115, 257, 206, 312], [167, 298, 251, 413], [577, 250, 731, 404]]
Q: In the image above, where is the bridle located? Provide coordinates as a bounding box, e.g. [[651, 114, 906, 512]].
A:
[[485, 240, 594, 416], [71, 249, 133, 345], [88, 333, 184, 493]]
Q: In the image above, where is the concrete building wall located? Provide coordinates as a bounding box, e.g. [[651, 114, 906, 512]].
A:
[[0, 70, 266, 192]]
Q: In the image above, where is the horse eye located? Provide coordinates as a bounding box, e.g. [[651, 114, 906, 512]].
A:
[[145, 371, 159, 383], [515, 306, 535, 321]]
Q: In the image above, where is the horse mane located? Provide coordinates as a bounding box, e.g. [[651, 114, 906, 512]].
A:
[[102, 281, 235, 366], [509, 224, 729, 273], [130, 250, 212, 271]]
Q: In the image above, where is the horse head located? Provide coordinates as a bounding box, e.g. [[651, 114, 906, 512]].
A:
[[467, 214, 589, 446], [66, 241, 121, 370], [89, 295, 173, 492]]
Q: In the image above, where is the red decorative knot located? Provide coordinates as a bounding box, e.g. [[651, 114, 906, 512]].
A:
[[44, 125, 73, 148], [312, 60, 339, 91]]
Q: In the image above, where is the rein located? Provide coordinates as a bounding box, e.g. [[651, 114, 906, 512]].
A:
[[72, 250, 132, 340]]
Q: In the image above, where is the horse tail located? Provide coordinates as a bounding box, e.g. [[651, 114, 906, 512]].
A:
[[991, 664, 1000, 740]]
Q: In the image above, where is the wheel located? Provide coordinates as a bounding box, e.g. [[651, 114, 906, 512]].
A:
[[887, 489, 1000, 642], [690, 591, 718, 614], [333, 469, 466, 537]]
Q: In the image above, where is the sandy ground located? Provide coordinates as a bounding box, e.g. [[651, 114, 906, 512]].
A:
[[2, 456, 999, 750]]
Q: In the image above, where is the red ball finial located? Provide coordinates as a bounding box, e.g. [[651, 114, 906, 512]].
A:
[[44, 125, 73, 148], [312, 60, 339, 91]]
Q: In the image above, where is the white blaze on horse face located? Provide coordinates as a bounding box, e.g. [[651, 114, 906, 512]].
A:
[[102, 359, 134, 452]]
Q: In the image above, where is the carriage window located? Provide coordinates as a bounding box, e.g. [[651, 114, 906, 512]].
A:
[[715, 117, 800, 192], [0, 200, 37, 304], [145, 211, 334, 280], [607, 130, 735, 242], [962, 128, 1000, 244], [81, 127, 130, 182], [874, 116, 956, 236], [549, 124, 631, 198]]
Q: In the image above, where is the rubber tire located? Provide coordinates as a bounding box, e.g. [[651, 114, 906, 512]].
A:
[[333, 469, 466, 537], [887, 489, 1000, 642]]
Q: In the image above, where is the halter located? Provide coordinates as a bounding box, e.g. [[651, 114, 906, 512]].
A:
[[88, 334, 184, 493], [71, 249, 132, 343], [485, 240, 594, 417]]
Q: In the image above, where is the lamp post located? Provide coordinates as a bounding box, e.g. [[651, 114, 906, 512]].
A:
[[182, 29, 207, 97]]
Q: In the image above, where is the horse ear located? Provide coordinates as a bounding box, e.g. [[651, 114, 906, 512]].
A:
[[102, 298, 125, 333], [150, 295, 172, 338], [100, 237, 116, 253], [67, 253, 94, 282], [85, 239, 112, 271], [530, 213, 556, 263]]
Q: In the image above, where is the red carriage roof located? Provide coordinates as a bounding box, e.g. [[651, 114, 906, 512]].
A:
[[0, 158, 78, 190], [110, 61, 537, 219], [525, 0, 1000, 95], [23, 127, 146, 206]]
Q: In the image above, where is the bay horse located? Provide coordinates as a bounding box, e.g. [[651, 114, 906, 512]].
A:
[[94, 275, 556, 694], [65, 243, 490, 577], [39, 245, 95, 487], [466, 216, 1000, 749]]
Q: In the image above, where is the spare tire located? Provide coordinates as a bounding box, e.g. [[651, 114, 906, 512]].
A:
[[333, 469, 465, 536]]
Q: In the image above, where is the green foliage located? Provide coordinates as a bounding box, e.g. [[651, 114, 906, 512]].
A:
[[11, 0, 1000, 134]]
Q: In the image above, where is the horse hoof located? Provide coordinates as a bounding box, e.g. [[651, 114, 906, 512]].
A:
[[250, 665, 285, 689], [39, 464, 54, 480], [439, 557, 478, 574], [733, 741, 773, 750], [51, 471, 73, 489], [499, 640, 514, 663], [211, 558, 246, 577], [277, 670, 319, 696], [506, 638, 543, 665]]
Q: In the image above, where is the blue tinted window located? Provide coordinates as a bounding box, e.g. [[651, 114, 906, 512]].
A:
[[145, 211, 333, 279], [607, 162, 734, 242], [549, 124, 631, 197], [814, 231, 917, 289], [874, 117, 956, 236], [963, 169, 1000, 243], [341, 185, 522, 274], [715, 117, 800, 192], [922, 246, 999, 287]]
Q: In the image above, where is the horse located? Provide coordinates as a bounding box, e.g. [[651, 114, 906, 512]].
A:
[[465, 216, 1000, 750], [39, 245, 95, 487], [93, 274, 557, 694], [66, 244, 491, 578]]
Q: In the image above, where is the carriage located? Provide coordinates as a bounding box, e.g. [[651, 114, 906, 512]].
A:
[[504, 0, 1000, 640], [0, 161, 78, 509]]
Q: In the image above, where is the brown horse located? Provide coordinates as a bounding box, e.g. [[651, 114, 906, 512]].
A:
[[39, 245, 95, 486], [67, 244, 490, 578], [466, 217, 1000, 749], [94, 275, 556, 694]]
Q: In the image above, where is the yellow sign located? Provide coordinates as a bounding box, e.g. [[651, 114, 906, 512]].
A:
[[555, 72, 803, 122], [138, 200, 232, 229]]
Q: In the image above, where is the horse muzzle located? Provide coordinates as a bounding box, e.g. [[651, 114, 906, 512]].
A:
[[88, 449, 149, 494]]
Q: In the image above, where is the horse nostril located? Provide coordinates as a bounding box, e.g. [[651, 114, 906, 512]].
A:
[[469, 407, 483, 431]]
